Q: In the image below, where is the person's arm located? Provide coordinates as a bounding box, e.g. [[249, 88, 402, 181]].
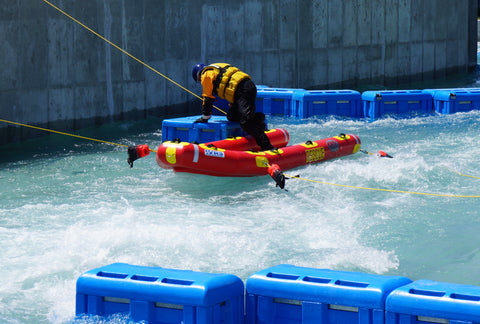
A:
[[195, 70, 217, 122]]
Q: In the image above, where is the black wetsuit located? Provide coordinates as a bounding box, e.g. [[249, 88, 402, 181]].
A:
[[224, 79, 273, 151]]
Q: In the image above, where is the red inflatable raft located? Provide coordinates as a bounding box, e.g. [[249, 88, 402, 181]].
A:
[[155, 129, 361, 177]]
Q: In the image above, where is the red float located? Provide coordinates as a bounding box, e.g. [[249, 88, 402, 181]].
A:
[[155, 130, 361, 177]]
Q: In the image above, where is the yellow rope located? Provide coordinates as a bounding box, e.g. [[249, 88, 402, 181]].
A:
[[0, 119, 126, 147], [42, 0, 226, 115], [448, 169, 480, 180], [0, 118, 157, 152], [283, 174, 480, 198]]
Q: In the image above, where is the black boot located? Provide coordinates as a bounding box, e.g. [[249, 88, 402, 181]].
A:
[[257, 132, 274, 151], [242, 115, 273, 151]]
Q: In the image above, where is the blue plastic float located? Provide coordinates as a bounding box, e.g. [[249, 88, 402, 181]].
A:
[[385, 279, 480, 323], [362, 90, 433, 121], [252, 86, 479, 121], [292, 90, 362, 118], [433, 89, 480, 114], [162, 115, 247, 143], [255, 88, 300, 116], [245, 264, 411, 324], [75, 263, 480, 324], [76, 263, 244, 324]]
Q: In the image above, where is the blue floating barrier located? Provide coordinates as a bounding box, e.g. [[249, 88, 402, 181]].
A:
[[245, 264, 412, 324], [385, 279, 480, 324], [362, 90, 433, 121], [75, 263, 245, 324], [256, 88, 302, 116], [292, 89, 362, 118], [161, 115, 247, 143], [422, 88, 466, 97], [433, 89, 480, 114]]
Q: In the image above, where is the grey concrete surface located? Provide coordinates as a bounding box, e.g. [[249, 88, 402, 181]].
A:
[[0, 0, 477, 143]]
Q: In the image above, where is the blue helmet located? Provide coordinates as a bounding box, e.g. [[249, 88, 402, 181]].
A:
[[192, 63, 205, 82]]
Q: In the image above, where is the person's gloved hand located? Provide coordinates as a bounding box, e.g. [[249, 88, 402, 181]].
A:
[[202, 97, 215, 116], [194, 115, 211, 123]]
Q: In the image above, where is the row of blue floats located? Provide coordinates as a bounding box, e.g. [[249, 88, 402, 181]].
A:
[[76, 263, 480, 324], [162, 87, 480, 144], [214, 87, 480, 121]]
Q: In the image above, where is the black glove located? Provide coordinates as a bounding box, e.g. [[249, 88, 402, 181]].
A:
[[202, 96, 216, 116]]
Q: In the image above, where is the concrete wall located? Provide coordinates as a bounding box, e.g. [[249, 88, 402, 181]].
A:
[[0, 0, 477, 144]]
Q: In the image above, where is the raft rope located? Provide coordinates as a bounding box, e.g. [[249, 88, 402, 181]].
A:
[[282, 147, 479, 197], [42, 0, 227, 115], [282, 173, 480, 198], [448, 169, 480, 180], [0, 118, 157, 153]]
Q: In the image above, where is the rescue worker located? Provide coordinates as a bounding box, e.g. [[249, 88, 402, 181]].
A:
[[192, 63, 274, 151]]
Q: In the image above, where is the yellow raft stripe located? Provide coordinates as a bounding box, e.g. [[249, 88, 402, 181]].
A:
[[353, 144, 361, 153], [256, 156, 270, 168], [334, 135, 350, 141], [284, 174, 480, 198], [199, 144, 226, 151], [165, 147, 177, 164], [301, 142, 318, 148]]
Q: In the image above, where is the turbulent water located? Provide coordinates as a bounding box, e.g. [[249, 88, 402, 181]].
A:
[[1, 109, 480, 323]]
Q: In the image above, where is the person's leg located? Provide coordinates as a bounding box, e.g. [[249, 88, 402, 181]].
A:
[[235, 80, 273, 150], [242, 118, 273, 150], [254, 112, 267, 131], [227, 102, 241, 122]]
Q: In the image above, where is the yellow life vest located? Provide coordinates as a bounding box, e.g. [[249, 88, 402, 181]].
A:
[[202, 63, 251, 103]]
